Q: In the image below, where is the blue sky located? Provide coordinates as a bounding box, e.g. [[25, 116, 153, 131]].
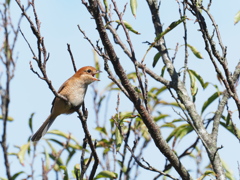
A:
[[1, 0, 240, 179]]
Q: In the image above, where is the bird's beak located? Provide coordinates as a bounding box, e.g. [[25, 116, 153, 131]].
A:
[[95, 70, 102, 74], [93, 70, 102, 81]]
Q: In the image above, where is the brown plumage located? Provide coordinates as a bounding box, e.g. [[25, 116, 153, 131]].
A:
[[31, 66, 101, 141]]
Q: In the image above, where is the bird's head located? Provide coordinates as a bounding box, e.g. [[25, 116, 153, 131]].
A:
[[74, 66, 101, 85]]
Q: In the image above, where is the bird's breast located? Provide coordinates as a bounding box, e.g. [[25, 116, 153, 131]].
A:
[[67, 86, 87, 107]]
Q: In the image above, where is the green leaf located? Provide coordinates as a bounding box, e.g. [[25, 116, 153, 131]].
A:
[[48, 130, 78, 143], [115, 20, 140, 34], [17, 142, 30, 166], [198, 170, 215, 180], [160, 122, 176, 128], [103, 0, 109, 13], [119, 112, 138, 122], [166, 124, 193, 142], [98, 95, 105, 107], [95, 126, 108, 135], [28, 113, 34, 133], [105, 81, 116, 91], [4, 40, 11, 60], [117, 160, 127, 173], [142, 16, 186, 61], [155, 16, 187, 41], [130, 0, 138, 18], [73, 164, 81, 179], [152, 52, 161, 67], [93, 50, 100, 79], [201, 91, 222, 114], [196, 0, 203, 10], [43, 147, 50, 171], [49, 154, 64, 170], [226, 112, 231, 126], [134, 117, 151, 141], [0, 177, 8, 180], [188, 69, 208, 89], [6, 0, 11, 6], [161, 65, 166, 77], [48, 138, 82, 150], [11, 171, 24, 180], [154, 114, 169, 122], [0, 115, 14, 121], [60, 166, 69, 180], [127, 72, 139, 82], [156, 86, 167, 95], [94, 171, 118, 179], [188, 69, 198, 98], [115, 128, 123, 152], [187, 44, 203, 59], [234, 11, 240, 25], [220, 115, 240, 138], [158, 100, 185, 109], [45, 139, 57, 154], [97, 139, 113, 148], [66, 149, 76, 165], [45, 140, 64, 168], [84, 158, 91, 165], [222, 160, 235, 180]]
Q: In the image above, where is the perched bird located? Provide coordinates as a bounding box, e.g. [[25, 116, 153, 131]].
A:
[[31, 66, 101, 141]]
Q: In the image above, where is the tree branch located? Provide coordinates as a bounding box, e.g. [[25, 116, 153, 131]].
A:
[[85, 0, 193, 179]]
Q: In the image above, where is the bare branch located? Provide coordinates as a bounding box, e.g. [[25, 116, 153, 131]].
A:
[[19, 28, 37, 58], [67, 43, 77, 72], [0, 2, 25, 178], [137, 62, 170, 86], [80, 137, 88, 179], [77, 107, 99, 179]]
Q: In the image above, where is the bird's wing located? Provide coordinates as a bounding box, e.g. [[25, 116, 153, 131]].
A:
[[57, 79, 69, 93], [50, 79, 69, 113]]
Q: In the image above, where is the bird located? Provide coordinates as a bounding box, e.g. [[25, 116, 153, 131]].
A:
[[31, 66, 101, 141]]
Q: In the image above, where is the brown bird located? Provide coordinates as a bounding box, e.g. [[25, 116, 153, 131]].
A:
[[31, 66, 101, 141]]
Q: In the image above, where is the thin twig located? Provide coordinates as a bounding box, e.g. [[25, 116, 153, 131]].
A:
[[137, 62, 170, 86], [171, 43, 179, 64], [80, 137, 88, 179], [77, 25, 109, 59], [77, 107, 99, 180], [19, 28, 36, 58], [67, 43, 77, 72]]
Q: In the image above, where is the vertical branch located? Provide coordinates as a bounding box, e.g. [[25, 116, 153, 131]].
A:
[[181, 1, 189, 84], [77, 108, 99, 179], [80, 137, 88, 180], [0, 2, 24, 179]]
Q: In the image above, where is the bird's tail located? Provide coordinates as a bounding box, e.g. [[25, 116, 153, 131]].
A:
[[31, 114, 57, 141]]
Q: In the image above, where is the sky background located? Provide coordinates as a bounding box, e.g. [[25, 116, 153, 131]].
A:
[[1, 0, 240, 179]]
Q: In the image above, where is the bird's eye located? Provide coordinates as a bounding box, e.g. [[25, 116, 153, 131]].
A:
[[87, 69, 92, 73]]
